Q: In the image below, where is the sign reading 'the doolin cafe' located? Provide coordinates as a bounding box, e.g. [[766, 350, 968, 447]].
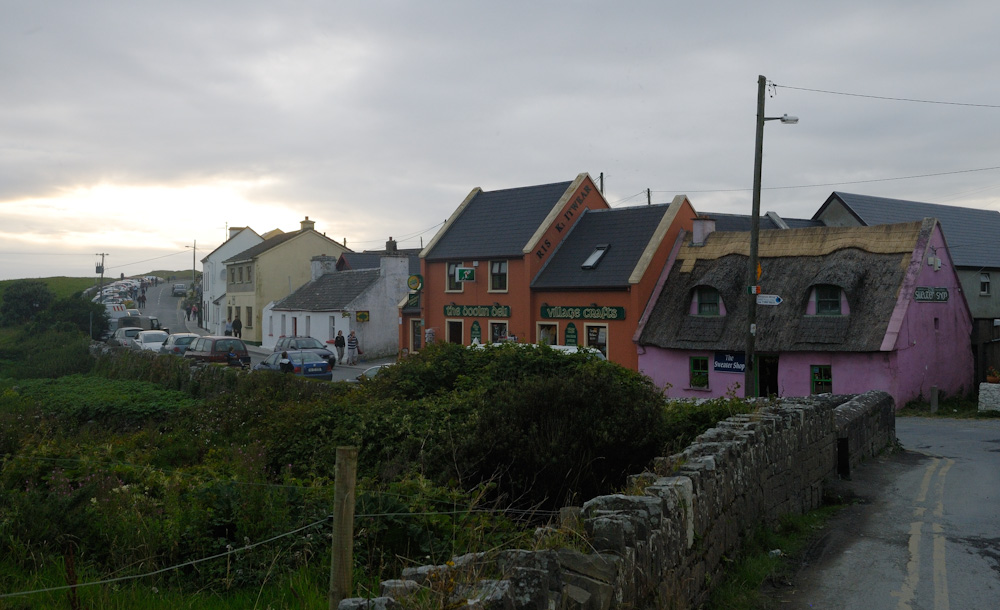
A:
[[444, 304, 511, 318], [541, 305, 626, 320]]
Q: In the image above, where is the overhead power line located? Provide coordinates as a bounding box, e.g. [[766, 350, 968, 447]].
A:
[[773, 83, 1000, 109]]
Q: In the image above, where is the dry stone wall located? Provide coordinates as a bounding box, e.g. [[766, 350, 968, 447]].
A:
[[340, 390, 895, 610]]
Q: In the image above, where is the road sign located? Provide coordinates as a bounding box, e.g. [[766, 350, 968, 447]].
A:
[[756, 294, 782, 306], [455, 268, 475, 282]]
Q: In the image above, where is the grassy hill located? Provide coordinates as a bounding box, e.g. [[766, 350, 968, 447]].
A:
[[0, 271, 200, 303]]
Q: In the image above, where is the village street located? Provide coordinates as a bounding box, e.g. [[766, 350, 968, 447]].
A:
[[768, 417, 1000, 609]]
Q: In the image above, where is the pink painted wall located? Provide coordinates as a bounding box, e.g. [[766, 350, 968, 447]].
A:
[[637, 223, 973, 407]]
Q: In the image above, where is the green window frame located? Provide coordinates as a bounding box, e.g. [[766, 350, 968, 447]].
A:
[[690, 356, 709, 388], [811, 365, 832, 394], [815, 285, 841, 315], [697, 287, 720, 316]]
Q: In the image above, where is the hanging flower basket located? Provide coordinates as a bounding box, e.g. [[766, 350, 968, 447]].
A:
[[987, 367, 1000, 383]]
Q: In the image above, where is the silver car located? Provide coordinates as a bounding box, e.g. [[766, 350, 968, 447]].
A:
[[159, 332, 200, 356], [131, 330, 169, 352]]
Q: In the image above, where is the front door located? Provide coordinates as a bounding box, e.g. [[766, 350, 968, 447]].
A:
[[758, 354, 780, 397]]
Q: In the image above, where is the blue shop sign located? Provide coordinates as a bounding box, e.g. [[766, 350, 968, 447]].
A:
[[714, 352, 745, 373]]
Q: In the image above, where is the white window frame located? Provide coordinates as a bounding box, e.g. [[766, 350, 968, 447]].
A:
[[981, 272, 991, 296], [488, 260, 508, 293], [446, 318, 464, 344], [446, 262, 464, 293], [537, 322, 559, 346]]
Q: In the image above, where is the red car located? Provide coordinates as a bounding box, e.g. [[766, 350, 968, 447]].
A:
[[183, 336, 250, 366]]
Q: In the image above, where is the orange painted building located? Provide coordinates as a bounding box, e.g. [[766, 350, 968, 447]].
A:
[[400, 173, 696, 370]]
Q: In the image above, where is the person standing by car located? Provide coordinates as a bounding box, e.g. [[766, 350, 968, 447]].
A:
[[232, 316, 242, 338], [334, 330, 346, 364], [279, 351, 293, 374], [346, 330, 360, 365]]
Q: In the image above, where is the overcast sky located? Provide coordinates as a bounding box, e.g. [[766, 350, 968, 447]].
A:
[[3, 1, 1000, 281]]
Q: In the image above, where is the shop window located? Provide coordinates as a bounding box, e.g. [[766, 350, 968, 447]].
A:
[[815, 285, 842, 315], [811, 365, 832, 394], [584, 324, 608, 357], [697, 287, 720, 315], [538, 323, 557, 346], [690, 357, 709, 389], [981, 273, 991, 296], [490, 260, 508, 292], [447, 262, 463, 292], [490, 321, 508, 343]]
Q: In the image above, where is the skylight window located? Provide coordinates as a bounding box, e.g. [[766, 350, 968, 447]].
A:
[[582, 244, 609, 270]]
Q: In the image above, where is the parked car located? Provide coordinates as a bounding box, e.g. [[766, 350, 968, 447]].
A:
[[130, 330, 169, 352], [346, 363, 393, 384], [159, 332, 200, 356], [254, 350, 333, 381], [183, 336, 250, 366], [172, 283, 187, 297], [117, 315, 164, 332], [107, 326, 143, 347], [272, 336, 336, 362]]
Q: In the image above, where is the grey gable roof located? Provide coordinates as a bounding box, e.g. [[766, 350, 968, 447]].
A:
[[531, 204, 671, 290], [816, 192, 1000, 268], [272, 269, 380, 311], [340, 251, 422, 275], [638, 220, 933, 353], [424, 181, 573, 261], [699, 212, 823, 232]]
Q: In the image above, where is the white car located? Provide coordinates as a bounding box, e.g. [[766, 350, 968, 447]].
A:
[[130, 330, 169, 352]]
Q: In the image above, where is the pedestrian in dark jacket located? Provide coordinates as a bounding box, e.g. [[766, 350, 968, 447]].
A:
[[232, 316, 242, 338], [334, 330, 346, 363]]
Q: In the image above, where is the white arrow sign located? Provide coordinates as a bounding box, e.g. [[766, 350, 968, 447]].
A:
[[756, 294, 783, 306]]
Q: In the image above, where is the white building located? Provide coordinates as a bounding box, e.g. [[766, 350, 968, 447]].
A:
[[261, 253, 411, 359], [200, 227, 263, 335]]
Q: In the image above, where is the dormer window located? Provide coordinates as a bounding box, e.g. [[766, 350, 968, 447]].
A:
[[815, 285, 842, 315], [696, 286, 720, 316], [582, 244, 609, 270]]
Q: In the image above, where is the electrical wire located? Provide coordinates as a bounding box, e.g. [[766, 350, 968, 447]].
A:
[[772, 83, 1000, 109]]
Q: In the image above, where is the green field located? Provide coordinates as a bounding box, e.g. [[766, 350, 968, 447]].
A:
[[0, 271, 199, 303]]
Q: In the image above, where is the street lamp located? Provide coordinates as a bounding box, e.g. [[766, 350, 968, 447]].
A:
[[745, 75, 798, 398]]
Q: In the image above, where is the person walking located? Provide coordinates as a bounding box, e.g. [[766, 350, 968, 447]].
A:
[[231, 316, 242, 338], [185, 304, 192, 321], [334, 330, 346, 364], [346, 330, 360, 365]]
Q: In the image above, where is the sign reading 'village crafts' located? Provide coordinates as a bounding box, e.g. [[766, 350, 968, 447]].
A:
[[541, 305, 626, 320], [914, 286, 949, 302], [443, 304, 511, 318]]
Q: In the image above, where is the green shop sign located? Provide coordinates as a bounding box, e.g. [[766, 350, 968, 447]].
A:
[[541, 305, 625, 320], [470, 320, 482, 343], [443, 304, 512, 318], [564, 323, 578, 346], [914, 286, 949, 302]]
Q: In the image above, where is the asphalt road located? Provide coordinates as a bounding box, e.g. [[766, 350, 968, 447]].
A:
[[765, 416, 1000, 609]]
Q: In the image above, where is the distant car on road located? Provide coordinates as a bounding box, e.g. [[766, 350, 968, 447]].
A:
[[254, 350, 333, 381], [346, 363, 393, 384], [130, 330, 169, 352], [172, 283, 187, 297], [159, 333, 200, 356], [272, 336, 336, 362]]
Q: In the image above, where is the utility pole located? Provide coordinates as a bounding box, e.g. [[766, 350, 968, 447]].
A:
[[95, 253, 108, 303]]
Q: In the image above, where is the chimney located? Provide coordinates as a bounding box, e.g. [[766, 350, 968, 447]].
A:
[[310, 254, 339, 280], [229, 226, 243, 240], [300, 216, 316, 231], [691, 216, 716, 246], [385, 236, 398, 254]]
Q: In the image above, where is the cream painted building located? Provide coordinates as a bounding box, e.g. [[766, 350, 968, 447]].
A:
[[222, 217, 350, 343]]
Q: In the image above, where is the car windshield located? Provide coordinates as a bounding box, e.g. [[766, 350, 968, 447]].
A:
[[293, 352, 326, 364], [295, 338, 325, 349], [174, 336, 195, 346]]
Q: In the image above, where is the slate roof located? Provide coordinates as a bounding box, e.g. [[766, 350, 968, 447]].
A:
[[339, 250, 422, 275], [638, 220, 935, 353], [814, 192, 1000, 268], [272, 269, 380, 311], [531, 204, 671, 290], [700, 212, 823, 232], [424, 181, 573, 261], [223, 230, 301, 263]]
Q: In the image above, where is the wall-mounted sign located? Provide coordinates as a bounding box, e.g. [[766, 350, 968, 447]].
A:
[[443, 304, 511, 318], [470, 320, 482, 343], [714, 352, 745, 373], [407, 274, 423, 291], [540, 305, 625, 320], [914, 286, 949, 302], [564, 323, 578, 346], [356, 311, 370, 322], [406, 293, 420, 309], [455, 268, 475, 282]]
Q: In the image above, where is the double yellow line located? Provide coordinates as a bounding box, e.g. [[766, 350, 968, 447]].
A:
[[893, 457, 954, 610]]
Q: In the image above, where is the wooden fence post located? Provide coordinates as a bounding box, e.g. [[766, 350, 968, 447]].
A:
[[329, 446, 358, 610]]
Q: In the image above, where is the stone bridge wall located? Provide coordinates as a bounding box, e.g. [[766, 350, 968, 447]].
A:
[[343, 390, 896, 610]]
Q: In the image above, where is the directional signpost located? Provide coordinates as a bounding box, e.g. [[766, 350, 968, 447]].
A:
[[756, 294, 782, 306]]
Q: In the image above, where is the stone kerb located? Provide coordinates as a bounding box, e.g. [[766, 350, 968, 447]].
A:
[[350, 392, 893, 610]]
